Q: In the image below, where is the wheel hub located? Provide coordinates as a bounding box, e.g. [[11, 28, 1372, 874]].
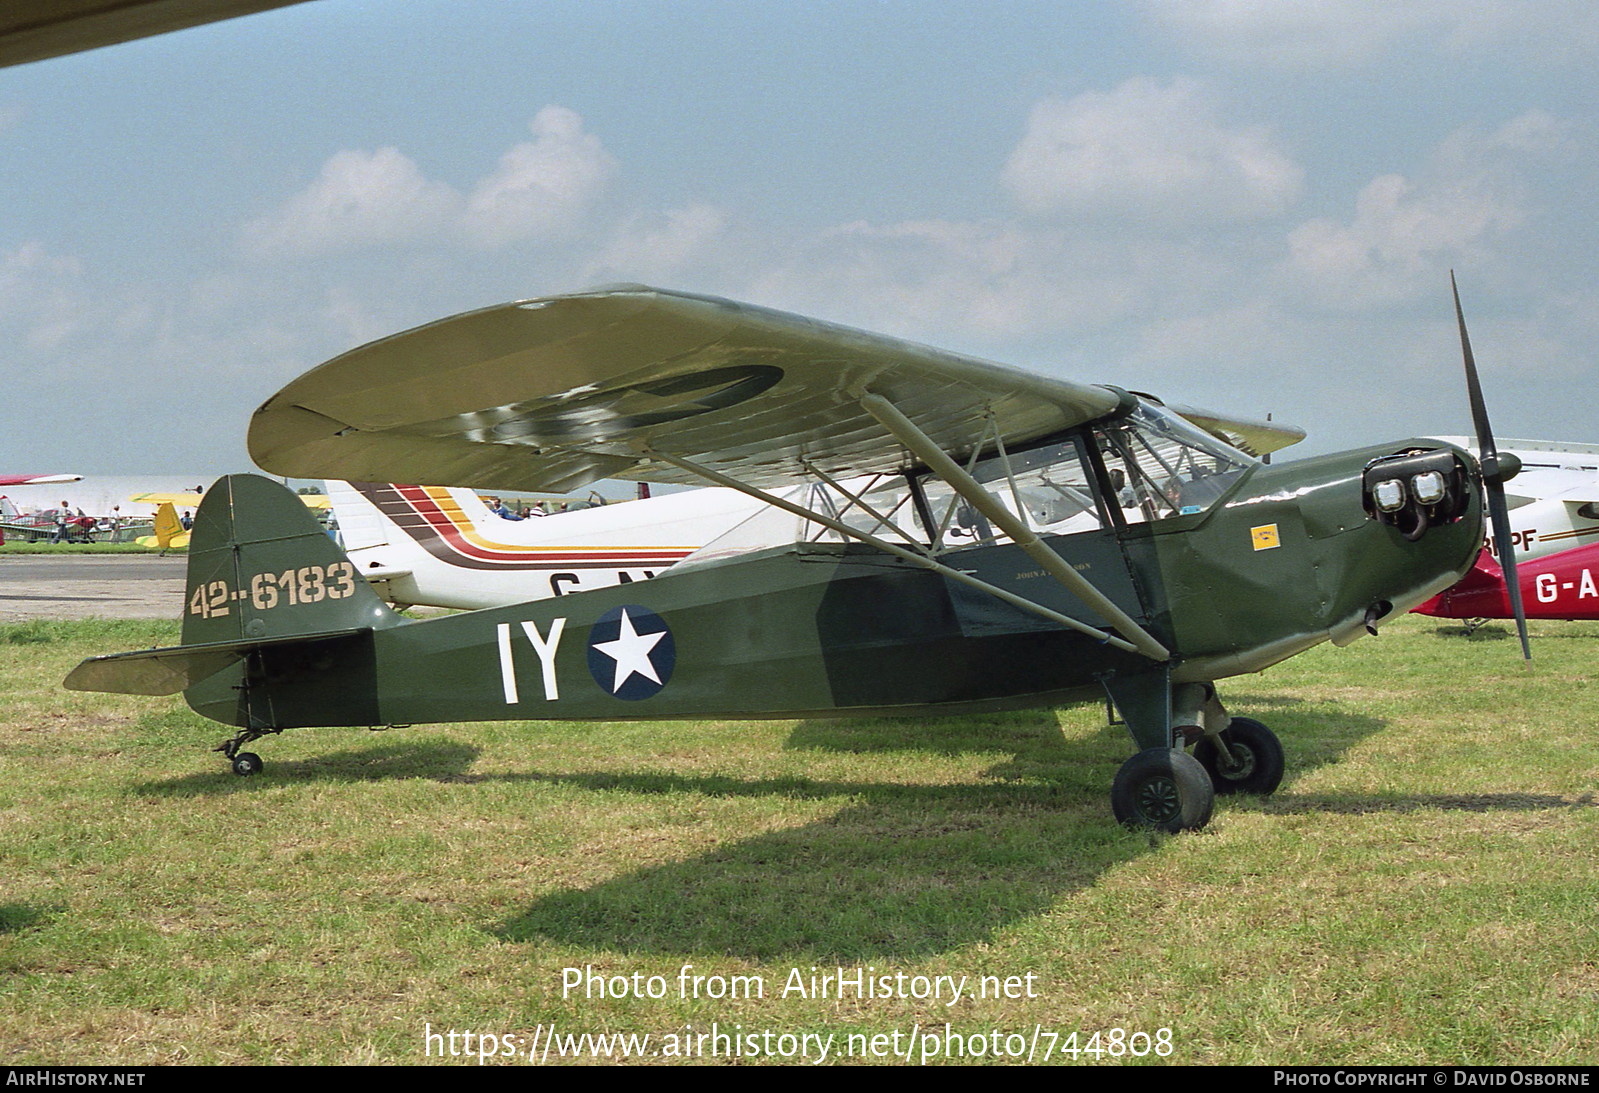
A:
[[1219, 741, 1257, 780], [1135, 776, 1182, 824]]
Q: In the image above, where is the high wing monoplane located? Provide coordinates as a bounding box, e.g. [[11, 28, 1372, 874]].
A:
[[326, 480, 769, 610], [67, 284, 1518, 831]]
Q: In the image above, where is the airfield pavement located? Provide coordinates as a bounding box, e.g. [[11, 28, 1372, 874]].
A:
[[0, 555, 187, 621]]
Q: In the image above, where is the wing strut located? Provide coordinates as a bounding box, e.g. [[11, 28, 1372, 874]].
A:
[[638, 447, 1154, 657], [857, 390, 1171, 662]]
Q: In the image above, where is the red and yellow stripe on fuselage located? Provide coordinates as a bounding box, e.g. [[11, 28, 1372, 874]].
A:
[[357, 483, 697, 571]]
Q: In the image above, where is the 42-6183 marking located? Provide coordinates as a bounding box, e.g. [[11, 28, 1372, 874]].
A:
[[188, 562, 359, 618]]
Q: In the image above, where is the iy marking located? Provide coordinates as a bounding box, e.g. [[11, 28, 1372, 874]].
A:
[[497, 618, 566, 702]]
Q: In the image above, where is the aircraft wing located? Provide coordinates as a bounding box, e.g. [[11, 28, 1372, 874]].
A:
[[1503, 469, 1599, 507], [128, 492, 205, 505], [0, 474, 82, 486], [1166, 404, 1305, 458], [0, 0, 310, 69], [249, 285, 1127, 494]]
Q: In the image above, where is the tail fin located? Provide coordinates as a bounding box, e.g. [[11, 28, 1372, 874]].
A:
[[153, 502, 182, 548], [181, 474, 396, 646], [66, 475, 398, 715]]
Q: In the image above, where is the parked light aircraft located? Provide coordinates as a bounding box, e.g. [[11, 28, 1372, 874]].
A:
[[0, 474, 82, 487], [1416, 538, 1599, 625], [66, 282, 1524, 832], [326, 480, 768, 610], [1425, 438, 1599, 563]]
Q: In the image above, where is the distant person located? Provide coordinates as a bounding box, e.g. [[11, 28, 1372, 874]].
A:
[[180, 510, 193, 530], [52, 502, 72, 543], [486, 497, 523, 521]]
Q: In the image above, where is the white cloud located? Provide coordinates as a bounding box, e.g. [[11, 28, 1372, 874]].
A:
[[461, 106, 617, 247], [1284, 113, 1565, 306], [742, 218, 1215, 347], [0, 242, 88, 351], [1001, 78, 1303, 223], [243, 107, 615, 256], [243, 146, 459, 255], [580, 204, 730, 284]]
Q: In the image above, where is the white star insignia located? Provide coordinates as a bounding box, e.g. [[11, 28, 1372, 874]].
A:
[[592, 608, 666, 693]]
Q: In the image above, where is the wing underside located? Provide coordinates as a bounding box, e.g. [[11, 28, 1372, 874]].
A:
[[0, 0, 310, 69], [249, 286, 1125, 493]]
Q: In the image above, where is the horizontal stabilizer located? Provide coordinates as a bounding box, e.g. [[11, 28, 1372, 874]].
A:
[[64, 628, 372, 696]]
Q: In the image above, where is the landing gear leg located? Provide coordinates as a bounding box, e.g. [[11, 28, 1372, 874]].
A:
[[1099, 667, 1215, 832], [1175, 682, 1287, 796]]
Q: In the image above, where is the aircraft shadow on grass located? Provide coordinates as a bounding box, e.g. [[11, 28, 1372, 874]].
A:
[[135, 741, 486, 796], [489, 702, 1386, 961], [129, 700, 1582, 960]]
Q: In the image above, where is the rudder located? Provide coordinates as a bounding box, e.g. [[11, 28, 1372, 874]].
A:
[[182, 474, 398, 646]]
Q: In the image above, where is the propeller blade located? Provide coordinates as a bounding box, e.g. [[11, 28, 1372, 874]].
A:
[[1451, 272, 1531, 661]]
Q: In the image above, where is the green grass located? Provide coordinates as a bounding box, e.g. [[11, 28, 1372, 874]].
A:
[[0, 542, 183, 554], [1, 617, 1594, 1065]]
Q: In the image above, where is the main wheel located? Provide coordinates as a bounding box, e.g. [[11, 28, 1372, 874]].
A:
[[1194, 717, 1284, 796], [1112, 748, 1215, 832], [231, 752, 263, 777]]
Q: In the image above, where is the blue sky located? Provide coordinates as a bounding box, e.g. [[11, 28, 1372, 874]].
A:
[[4, 0, 1599, 476]]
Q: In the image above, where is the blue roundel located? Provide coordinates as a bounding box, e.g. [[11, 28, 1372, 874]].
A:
[[586, 605, 676, 700]]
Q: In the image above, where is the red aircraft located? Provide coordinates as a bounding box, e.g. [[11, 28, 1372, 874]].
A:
[[1415, 541, 1599, 623], [0, 474, 81, 486]]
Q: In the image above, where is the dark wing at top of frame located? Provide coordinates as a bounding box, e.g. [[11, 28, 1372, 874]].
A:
[[0, 0, 310, 69], [249, 285, 1127, 493]]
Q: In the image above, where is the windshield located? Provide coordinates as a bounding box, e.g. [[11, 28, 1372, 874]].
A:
[[1094, 400, 1255, 524]]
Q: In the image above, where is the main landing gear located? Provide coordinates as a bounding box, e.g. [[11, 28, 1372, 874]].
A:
[[1102, 677, 1286, 833]]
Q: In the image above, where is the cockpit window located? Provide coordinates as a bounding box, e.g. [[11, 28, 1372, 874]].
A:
[[914, 435, 1107, 548], [1094, 401, 1255, 524]]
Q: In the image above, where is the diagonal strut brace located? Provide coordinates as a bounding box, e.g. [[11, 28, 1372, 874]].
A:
[[856, 390, 1170, 662]]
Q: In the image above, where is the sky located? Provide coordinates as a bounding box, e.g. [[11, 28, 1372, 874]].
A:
[[4, 0, 1599, 479]]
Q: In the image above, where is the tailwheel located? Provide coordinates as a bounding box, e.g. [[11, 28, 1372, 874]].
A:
[[1194, 716, 1284, 796], [1112, 748, 1214, 832], [214, 726, 280, 777]]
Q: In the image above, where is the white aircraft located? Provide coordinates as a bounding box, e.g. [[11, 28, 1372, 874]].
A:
[[1428, 438, 1599, 563], [326, 481, 772, 610]]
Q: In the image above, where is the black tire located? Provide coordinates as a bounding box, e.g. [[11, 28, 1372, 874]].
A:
[[1194, 717, 1284, 796], [231, 752, 263, 777], [1112, 748, 1215, 832]]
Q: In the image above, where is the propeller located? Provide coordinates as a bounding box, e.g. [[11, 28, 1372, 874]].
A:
[[1451, 271, 1531, 662]]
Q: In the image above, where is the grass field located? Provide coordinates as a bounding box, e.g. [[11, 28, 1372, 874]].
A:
[[1, 615, 1594, 1065], [0, 543, 182, 555]]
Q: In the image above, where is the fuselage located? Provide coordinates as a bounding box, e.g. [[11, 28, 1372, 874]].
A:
[[184, 435, 1485, 731]]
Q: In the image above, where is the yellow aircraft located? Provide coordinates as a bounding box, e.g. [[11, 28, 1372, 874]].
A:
[[129, 490, 326, 548]]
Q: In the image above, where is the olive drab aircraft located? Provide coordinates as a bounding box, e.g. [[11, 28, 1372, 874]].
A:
[[65, 281, 1527, 832]]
